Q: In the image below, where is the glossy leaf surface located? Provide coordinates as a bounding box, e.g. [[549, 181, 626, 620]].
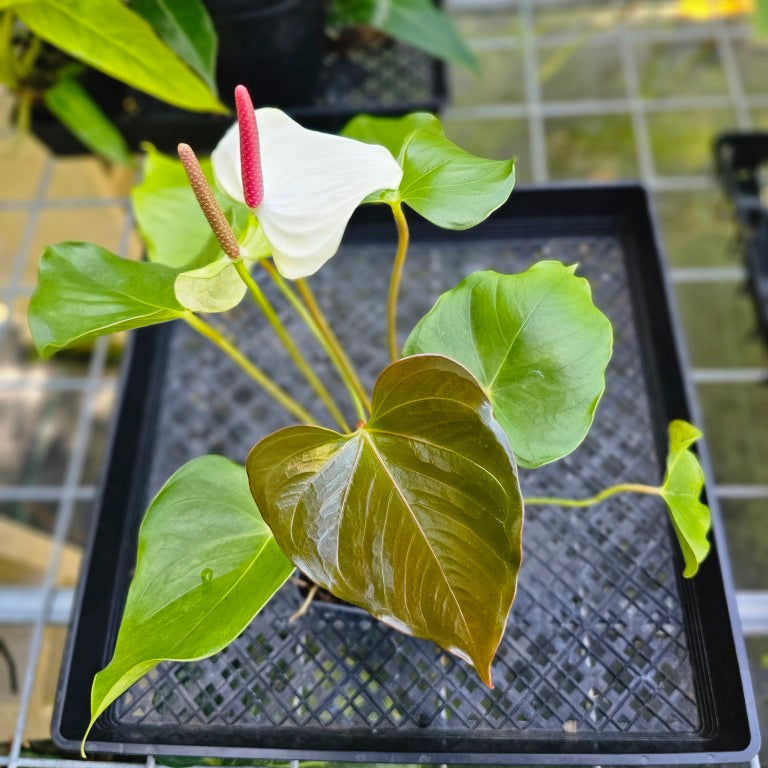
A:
[[86, 456, 293, 751], [328, 0, 477, 70], [131, 0, 218, 92], [247, 354, 524, 685], [342, 112, 515, 229], [43, 75, 131, 164], [28, 242, 184, 358], [15, 0, 225, 113], [660, 420, 712, 577], [403, 263, 613, 467]]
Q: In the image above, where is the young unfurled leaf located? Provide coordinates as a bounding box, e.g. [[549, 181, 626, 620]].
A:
[[28, 243, 184, 358], [43, 75, 131, 165], [328, 0, 478, 70], [342, 112, 515, 230], [247, 354, 524, 686], [403, 263, 613, 468], [130, 0, 218, 93], [14, 0, 226, 113], [174, 257, 245, 314], [660, 420, 712, 578], [85, 456, 293, 755]]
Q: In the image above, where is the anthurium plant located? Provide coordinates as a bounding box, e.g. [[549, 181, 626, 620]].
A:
[[27, 85, 712, 755]]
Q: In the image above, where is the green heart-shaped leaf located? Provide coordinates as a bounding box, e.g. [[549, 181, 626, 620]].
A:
[[247, 354, 524, 685], [403, 263, 613, 468], [342, 112, 515, 229], [28, 242, 184, 358], [85, 455, 293, 754], [660, 420, 712, 577], [343, 111, 443, 161]]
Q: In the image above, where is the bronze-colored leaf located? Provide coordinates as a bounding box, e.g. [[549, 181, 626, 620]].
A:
[[247, 354, 524, 685]]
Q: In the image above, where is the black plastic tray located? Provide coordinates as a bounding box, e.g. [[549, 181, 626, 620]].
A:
[[31, 37, 446, 156], [715, 131, 768, 342], [52, 185, 759, 764]]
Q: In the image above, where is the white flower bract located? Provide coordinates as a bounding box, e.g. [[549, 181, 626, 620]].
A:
[[211, 108, 403, 279]]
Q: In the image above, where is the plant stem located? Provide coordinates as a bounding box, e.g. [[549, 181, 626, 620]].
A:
[[525, 483, 660, 508], [16, 33, 41, 79], [182, 311, 314, 425], [0, 12, 18, 88], [387, 200, 410, 363], [259, 260, 370, 420], [232, 259, 350, 432], [289, 582, 318, 623], [295, 275, 372, 414]]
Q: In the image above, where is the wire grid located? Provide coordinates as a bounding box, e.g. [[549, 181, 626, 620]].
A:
[[109, 234, 698, 742], [0, 0, 765, 766]]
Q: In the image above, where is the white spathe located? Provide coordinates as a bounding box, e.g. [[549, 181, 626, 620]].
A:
[[212, 108, 403, 279]]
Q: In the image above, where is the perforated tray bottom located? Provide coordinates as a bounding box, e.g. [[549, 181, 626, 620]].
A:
[[116, 235, 698, 739]]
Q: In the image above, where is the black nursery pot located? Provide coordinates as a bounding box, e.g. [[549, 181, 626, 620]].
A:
[[205, 0, 324, 109], [53, 186, 760, 765]]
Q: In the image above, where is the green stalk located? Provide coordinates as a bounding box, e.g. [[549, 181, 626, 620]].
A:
[[0, 12, 18, 88], [260, 261, 369, 421], [16, 33, 41, 78], [182, 311, 314, 425], [387, 200, 410, 363], [232, 259, 350, 432], [293, 274, 371, 415], [525, 483, 660, 508]]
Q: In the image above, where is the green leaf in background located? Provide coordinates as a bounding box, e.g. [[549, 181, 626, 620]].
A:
[[130, 0, 218, 94], [329, 0, 477, 70], [43, 75, 131, 165], [659, 420, 711, 578], [85, 456, 293, 755], [247, 354, 524, 686], [28, 242, 184, 358], [403, 263, 613, 468], [342, 111, 441, 160], [14, 0, 226, 113], [343, 112, 515, 229], [133, 144, 240, 269], [174, 257, 245, 313]]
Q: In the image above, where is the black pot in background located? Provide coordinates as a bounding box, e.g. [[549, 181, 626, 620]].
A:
[[206, 0, 324, 109]]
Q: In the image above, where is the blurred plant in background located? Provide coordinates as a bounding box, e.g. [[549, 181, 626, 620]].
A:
[[0, 0, 225, 164], [0, 0, 475, 165]]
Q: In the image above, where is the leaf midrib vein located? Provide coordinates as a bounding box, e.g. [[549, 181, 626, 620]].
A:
[[485, 272, 569, 392], [360, 431, 473, 649], [367, 428, 508, 502]]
